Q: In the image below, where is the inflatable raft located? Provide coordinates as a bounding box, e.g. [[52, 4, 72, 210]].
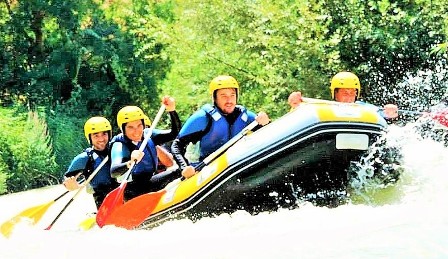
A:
[[130, 100, 394, 230]]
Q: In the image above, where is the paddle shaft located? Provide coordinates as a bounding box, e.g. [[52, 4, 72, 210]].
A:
[[377, 108, 426, 116], [304, 98, 447, 129], [121, 105, 166, 182], [100, 120, 260, 229], [304, 97, 428, 115], [302, 97, 340, 105], [397, 109, 424, 115], [380, 107, 445, 117], [96, 105, 166, 227], [54, 190, 70, 202], [45, 156, 110, 230], [303, 97, 433, 117], [194, 120, 259, 172], [1, 189, 72, 237]]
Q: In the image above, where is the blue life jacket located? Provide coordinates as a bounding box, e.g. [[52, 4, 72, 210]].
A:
[[65, 148, 114, 189], [185, 104, 254, 160], [110, 129, 158, 177]]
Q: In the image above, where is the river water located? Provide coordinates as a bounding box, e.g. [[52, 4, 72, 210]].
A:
[[1, 122, 447, 258]]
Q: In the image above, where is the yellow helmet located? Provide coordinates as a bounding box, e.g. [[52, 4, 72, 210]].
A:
[[116, 106, 145, 132], [84, 116, 112, 144], [209, 75, 239, 96], [330, 72, 361, 99], [143, 114, 151, 127]]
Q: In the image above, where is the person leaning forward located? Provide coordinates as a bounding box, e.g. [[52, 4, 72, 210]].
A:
[[109, 96, 182, 201], [63, 117, 119, 209], [171, 75, 270, 179]]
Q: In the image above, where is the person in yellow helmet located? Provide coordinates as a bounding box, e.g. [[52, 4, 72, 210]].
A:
[[63, 116, 119, 209], [171, 75, 270, 179], [291, 72, 399, 119], [329, 72, 398, 118], [109, 96, 182, 200]]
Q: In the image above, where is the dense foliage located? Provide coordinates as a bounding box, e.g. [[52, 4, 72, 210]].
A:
[[0, 107, 57, 193], [0, 0, 447, 193]]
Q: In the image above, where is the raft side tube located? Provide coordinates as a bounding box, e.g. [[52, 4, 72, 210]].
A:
[[139, 103, 387, 228]]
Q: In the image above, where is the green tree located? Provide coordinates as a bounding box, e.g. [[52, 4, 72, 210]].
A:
[[323, 0, 447, 105], [155, 0, 446, 118]]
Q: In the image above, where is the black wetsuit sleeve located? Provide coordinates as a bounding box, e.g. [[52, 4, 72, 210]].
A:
[[171, 131, 204, 170], [63, 153, 89, 178], [149, 168, 182, 191], [152, 111, 182, 145], [64, 169, 83, 178], [110, 161, 128, 178]]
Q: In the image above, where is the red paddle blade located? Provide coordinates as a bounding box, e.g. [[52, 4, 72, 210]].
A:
[[103, 189, 166, 229], [431, 110, 448, 128], [96, 182, 127, 227]]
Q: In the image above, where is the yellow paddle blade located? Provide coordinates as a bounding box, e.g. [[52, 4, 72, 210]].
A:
[[78, 216, 97, 231], [1, 201, 55, 238]]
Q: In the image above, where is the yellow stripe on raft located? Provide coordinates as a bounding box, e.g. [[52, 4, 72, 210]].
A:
[[149, 102, 381, 216], [152, 153, 230, 213], [310, 103, 381, 124]]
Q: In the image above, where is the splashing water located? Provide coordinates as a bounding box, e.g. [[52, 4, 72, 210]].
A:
[[2, 70, 448, 258], [1, 123, 447, 258]]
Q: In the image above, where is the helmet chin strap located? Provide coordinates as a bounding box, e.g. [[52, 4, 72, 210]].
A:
[[121, 122, 127, 136]]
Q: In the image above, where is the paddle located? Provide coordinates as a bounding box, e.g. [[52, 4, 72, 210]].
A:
[[78, 215, 97, 231], [401, 109, 448, 127], [301, 97, 341, 105], [96, 104, 166, 227], [379, 108, 448, 128], [1, 190, 69, 238], [102, 119, 260, 229], [303, 97, 448, 127], [44, 156, 109, 230], [395, 109, 426, 116], [429, 110, 448, 128]]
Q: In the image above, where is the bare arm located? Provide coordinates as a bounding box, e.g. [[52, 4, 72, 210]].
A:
[[156, 145, 174, 168]]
